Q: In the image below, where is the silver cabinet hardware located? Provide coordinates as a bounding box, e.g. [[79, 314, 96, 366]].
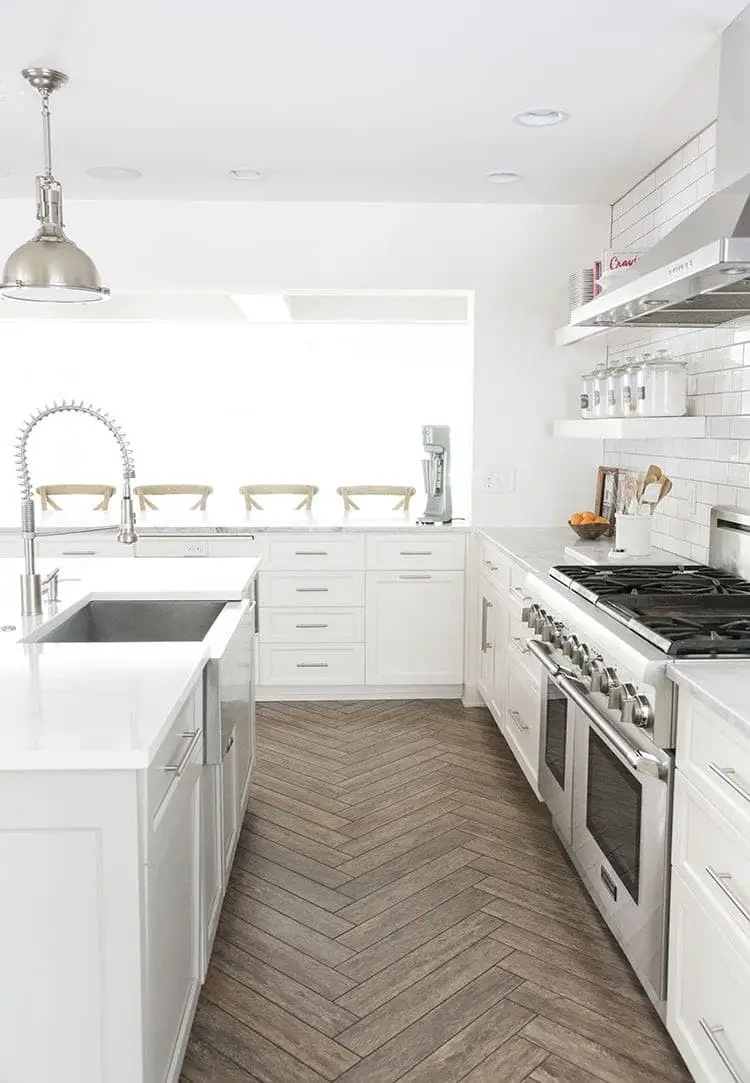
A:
[[483, 558, 499, 571], [1, 624, 17, 632], [511, 636, 530, 654], [296, 662, 329, 668], [709, 763, 750, 804], [699, 1020, 747, 1083], [630, 693, 655, 729], [296, 623, 329, 629], [294, 550, 328, 556], [480, 596, 493, 653], [62, 549, 97, 556], [706, 866, 750, 923], [402, 550, 433, 556], [398, 574, 432, 580], [224, 734, 234, 755], [508, 708, 529, 732], [164, 733, 199, 774], [563, 634, 579, 658], [509, 585, 530, 603], [527, 638, 558, 676], [296, 587, 329, 593]]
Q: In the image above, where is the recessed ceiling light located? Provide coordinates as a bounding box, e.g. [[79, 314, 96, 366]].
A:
[[229, 168, 262, 180], [514, 109, 568, 127], [85, 165, 142, 181], [486, 171, 522, 184]]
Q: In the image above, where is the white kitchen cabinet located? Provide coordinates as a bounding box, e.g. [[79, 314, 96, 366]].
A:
[[221, 726, 239, 878], [365, 570, 464, 685], [503, 645, 542, 795], [236, 630, 257, 815], [145, 734, 202, 1083], [367, 533, 465, 571], [200, 762, 224, 973], [37, 536, 134, 558], [477, 576, 506, 723]]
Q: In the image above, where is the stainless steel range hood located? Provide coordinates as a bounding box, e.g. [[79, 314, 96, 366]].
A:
[[571, 3, 750, 332]]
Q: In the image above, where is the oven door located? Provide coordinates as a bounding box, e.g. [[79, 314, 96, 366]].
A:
[[539, 670, 576, 845], [565, 675, 673, 1009]]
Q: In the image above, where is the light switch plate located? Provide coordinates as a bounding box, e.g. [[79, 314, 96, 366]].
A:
[[686, 480, 697, 515], [484, 469, 516, 494]]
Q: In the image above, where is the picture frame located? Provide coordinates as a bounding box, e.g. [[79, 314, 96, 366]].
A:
[[594, 466, 619, 536]]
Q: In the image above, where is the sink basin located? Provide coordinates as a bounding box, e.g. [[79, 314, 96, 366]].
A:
[[27, 599, 227, 644]]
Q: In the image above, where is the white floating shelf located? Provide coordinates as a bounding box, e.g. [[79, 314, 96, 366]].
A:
[[553, 416, 707, 440], [555, 323, 608, 346]]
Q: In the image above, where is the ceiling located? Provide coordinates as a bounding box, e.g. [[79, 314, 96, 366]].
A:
[[0, 0, 745, 205]]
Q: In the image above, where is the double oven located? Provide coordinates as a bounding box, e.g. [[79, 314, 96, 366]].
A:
[[529, 635, 673, 1014]]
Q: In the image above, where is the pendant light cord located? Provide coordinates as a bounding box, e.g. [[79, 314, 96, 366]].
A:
[[40, 89, 53, 179]]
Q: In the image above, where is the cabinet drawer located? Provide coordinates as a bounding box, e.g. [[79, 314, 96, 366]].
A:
[[260, 644, 364, 685], [506, 631, 541, 688], [259, 571, 364, 607], [668, 872, 750, 1083], [265, 535, 365, 570], [673, 774, 750, 942], [147, 687, 203, 825], [207, 536, 264, 559], [677, 691, 750, 835], [37, 537, 131, 558], [367, 534, 465, 571], [135, 537, 210, 558], [478, 539, 510, 591], [504, 649, 541, 783], [260, 608, 364, 644]]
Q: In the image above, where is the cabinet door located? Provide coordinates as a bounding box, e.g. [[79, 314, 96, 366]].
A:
[[222, 728, 239, 879], [146, 737, 202, 1083], [366, 571, 464, 685], [477, 586, 496, 706], [490, 592, 508, 720], [200, 763, 224, 977], [236, 624, 257, 820]]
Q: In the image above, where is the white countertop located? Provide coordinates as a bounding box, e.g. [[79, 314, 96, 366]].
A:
[[0, 557, 259, 771], [0, 511, 470, 535], [667, 661, 750, 738], [478, 527, 688, 578]]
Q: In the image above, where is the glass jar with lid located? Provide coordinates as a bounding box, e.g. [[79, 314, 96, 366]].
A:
[[619, 356, 640, 417], [604, 362, 625, 417], [579, 369, 595, 418], [590, 360, 609, 419], [636, 348, 688, 416]]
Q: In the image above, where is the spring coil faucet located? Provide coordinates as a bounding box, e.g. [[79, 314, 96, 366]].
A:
[[16, 401, 137, 615]]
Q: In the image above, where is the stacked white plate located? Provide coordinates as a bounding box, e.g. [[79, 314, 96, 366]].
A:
[[568, 268, 594, 313]]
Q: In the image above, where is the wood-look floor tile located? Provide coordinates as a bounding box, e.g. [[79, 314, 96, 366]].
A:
[[508, 982, 690, 1081], [249, 799, 352, 847], [339, 784, 454, 837], [192, 1000, 327, 1083], [238, 834, 353, 890], [223, 887, 355, 967], [217, 909, 356, 1000], [210, 936, 359, 1039], [459, 1034, 548, 1083], [338, 885, 495, 981], [203, 968, 359, 1080], [530, 1054, 608, 1083], [243, 854, 354, 912], [252, 782, 350, 831], [338, 798, 461, 857], [246, 818, 349, 868], [334, 813, 467, 879], [336, 748, 447, 791], [520, 1016, 678, 1083], [181, 1035, 263, 1082], [231, 868, 354, 938], [336, 937, 511, 1055], [336, 868, 487, 955], [337, 828, 471, 901], [253, 772, 348, 816], [335, 848, 475, 925]]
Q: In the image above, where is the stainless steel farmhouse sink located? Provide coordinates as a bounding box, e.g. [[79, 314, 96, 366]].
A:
[[27, 599, 228, 644]]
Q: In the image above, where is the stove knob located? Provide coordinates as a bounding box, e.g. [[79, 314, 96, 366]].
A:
[[521, 604, 532, 623], [563, 634, 579, 659], [590, 658, 607, 691], [607, 677, 623, 709], [526, 604, 540, 629], [550, 622, 565, 648], [579, 647, 595, 676], [619, 683, 639, 722], [541, 616, 556, 643], [630, 694, 655, 729], [533, 610, 547, 635], [571, 642, 586, 667]]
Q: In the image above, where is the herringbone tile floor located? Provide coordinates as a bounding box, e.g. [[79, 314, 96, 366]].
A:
[[181, 700, 691, 1083]]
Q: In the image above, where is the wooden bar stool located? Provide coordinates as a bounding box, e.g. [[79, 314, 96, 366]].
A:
[[36, 484, 116, 512], [239, 485, 319, 512], [134, 485, 213, 512], [337, 486, 416, 512]]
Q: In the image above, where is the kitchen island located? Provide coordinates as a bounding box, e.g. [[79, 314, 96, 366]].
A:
[[0, 556, 259, 1083]]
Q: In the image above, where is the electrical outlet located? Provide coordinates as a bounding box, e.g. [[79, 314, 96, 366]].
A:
[[686, 481, 697, 515], [484, 469, 516, 494]]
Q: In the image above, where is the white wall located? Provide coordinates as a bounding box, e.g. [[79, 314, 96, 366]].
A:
[[603, 124, 750, 562], [0, 200, 610, 526]]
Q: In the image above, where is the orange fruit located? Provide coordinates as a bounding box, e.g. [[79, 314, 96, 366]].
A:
[[569, 513, 584, 525], [594, 515, 609, 524], [580, 511, 597, 523]]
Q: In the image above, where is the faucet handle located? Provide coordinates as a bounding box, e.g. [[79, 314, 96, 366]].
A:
[[41, 567, 60, 602]]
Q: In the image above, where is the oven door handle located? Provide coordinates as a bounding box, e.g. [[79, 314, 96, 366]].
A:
[[559, 675, 670, 781], [527, 638, 559, 676]]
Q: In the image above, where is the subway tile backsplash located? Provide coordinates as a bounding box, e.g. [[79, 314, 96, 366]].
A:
[[603, 122, 750, 563]]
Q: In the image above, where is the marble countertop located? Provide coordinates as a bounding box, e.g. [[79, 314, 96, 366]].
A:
[[478, 526, 689, 577], [667, 661, 750, 738], [0, 511, 470, 536], [0, 557, 259, 771]]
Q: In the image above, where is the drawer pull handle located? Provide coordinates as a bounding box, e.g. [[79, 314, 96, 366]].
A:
[[225, 735, 235, 755], [296, 662, 329, 668], [508, 708, 529, 733], [295, 551, 328, 556], [510, 586, 530, 603], [511, 636, 530, 654], [400, 551, 433, 556], [296, 623, 329, 629], [62, 550, 97, 556], [399, 574, 431, 580], [709, 763, 750, 804], [706, 866, 750, 924], [296, 588, 329, 593], [484, 559, 499, 571], [164, 734, 199, 775], [699, 1020, 747, 1083]]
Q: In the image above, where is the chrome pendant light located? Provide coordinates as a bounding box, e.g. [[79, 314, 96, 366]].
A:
[[1, 68, 109, 303]]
